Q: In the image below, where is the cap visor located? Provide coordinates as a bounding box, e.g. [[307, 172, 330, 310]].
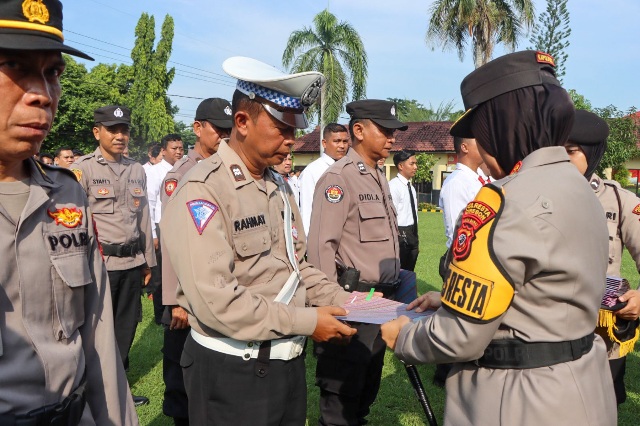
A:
[[0, 32, 93, 60], [262, 103, 308, 129], [99, 120, 130, 127], [449, 107, 476, 138], [370, 118, 408, 131]]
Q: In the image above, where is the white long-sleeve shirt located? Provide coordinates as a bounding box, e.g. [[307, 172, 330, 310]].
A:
[[389, 173, 418, 227], [439, 163, 483, 248], [145, 159, 173, 238], [299, 153, 336, 234]]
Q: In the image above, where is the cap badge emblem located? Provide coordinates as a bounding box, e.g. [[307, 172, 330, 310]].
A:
[[224, 106, 232, 116], [300, 78, 323, 108], [113, 107, 124, 118], [23, 0, 50, 24], [48, 207, 83, 229], [390, 105, 396, 116]]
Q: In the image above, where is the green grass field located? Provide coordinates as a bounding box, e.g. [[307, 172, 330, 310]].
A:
[[128, 212, 640, 425]]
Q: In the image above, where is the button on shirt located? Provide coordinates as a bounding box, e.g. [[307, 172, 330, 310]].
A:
[[146, 159, 173, 236], [439, 163, 483, 247], [299, 153, 336, 234], [389, 174, 417, 227]]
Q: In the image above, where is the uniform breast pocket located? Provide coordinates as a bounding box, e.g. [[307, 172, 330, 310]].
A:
[[232, 228, 274, 285], [128, 185, 146, 212], [51, 254, 93, 340], [89, 185, 115, 214], [358, 202, 390, 242], [232, 228, 272, 259]]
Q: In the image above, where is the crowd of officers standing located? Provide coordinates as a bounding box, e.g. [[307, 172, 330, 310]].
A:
[[2, 1, 640, 426]]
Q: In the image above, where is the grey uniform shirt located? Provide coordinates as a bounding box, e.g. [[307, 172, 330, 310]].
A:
[[307, 148, 400, 284], [160, 148, 203, 306], [72, 147, 156, 271], [0, 159, 137, 424], [394, 147, 616, 426], [160, 140, 350, 341]]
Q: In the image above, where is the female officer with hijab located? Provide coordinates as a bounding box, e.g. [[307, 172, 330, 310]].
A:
[[565, 109, 640, 405], [381, 51, 616, 426]]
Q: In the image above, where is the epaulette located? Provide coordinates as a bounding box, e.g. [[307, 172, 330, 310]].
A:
[[37, 160, 78, 182], [325, 156, 352, 175], [73, 153, 94, 163], [490, 173, 517, 189], [603, 179, 622, 190], [185, 153, 222, 183]]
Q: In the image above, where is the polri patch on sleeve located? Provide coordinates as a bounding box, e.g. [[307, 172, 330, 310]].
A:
[[453, 201, 496, 261], [632, 204, 640, 215], [187, 199, 219, 235], [230, 164, 246, 182], [325, 185, 344, 203], [165, 178, 178, 196]]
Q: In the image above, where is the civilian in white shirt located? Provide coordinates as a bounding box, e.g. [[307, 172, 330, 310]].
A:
[[389, 150, 419, 271], [142, 143, 163, 173], [439, 136, 485, 249], [299, 123, 350, 234], [145, 133, 184, 323], [272, 152, 300, 205]]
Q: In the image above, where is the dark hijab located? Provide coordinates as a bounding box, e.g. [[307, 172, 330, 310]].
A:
[[470, 83, 575, 174]]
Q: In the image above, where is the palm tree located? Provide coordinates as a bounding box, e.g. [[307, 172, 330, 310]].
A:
[[282, 9, 367, 125], [426, 0, 535, 68]]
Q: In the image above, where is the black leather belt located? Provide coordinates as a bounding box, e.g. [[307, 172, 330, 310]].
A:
[[475, 333, 594, 369], [101, 241, 140, 257], [0, 375, 86, 426], [355, 279, 401, 298]]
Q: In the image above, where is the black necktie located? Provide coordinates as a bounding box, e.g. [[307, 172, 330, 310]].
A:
[[408, 181, 418, 228]]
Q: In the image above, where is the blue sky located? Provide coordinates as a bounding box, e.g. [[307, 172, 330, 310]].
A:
[[63, 0, 639, 125]]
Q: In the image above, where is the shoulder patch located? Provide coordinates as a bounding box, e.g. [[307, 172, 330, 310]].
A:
[[71, 168, 83, 182], [442, 185, 514, 322], [230, 164, 246, 181], [187, 199, 219, 235], [165, 178, 178, 196], [325, 185, 344, 203], [632, 204, 640, 215], [357, 162, 367, 173]]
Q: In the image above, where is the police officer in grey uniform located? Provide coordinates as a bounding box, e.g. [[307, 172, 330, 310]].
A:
[[381, 51, 616, 426], [160, 97, 232, 426], [307, 99, 407, 426], [73, 106, 156, 407], [161, 57, 356, 426], [0, 1, 137, 423], [565, 109, 640, 405]]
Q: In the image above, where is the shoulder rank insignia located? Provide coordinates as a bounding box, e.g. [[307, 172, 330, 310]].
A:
[[357, 162, 367, 173], [230, 164, 246, 182], [71, 168, 82, 181], [325, 185, 344, 203], [632, 204, 640, 215], [48, 207, 83, 228], [187, 199, 219, 235], [165, 178, 178, 196], [510, 161, 522, 175]]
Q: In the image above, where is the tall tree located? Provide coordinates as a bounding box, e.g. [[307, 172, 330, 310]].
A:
[[282, 9, 367, 125], [426, 0, 535, 68], [595, 106, 640, 182], [128, 13, 176, 155], [388, 98, 462, 122], [529, 0, 571, 80]]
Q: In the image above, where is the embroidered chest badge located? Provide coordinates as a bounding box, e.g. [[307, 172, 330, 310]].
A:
[[48, 207, 83, 228], [452, 201, 496, 261], [632, 204, 640, 215], [165, 178, 178, 196], [187, 199, 219, 235], [325, 185, 344, 203], [97, 188, 109, 196]]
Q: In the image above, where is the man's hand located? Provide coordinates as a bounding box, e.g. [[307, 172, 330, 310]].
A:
[[406, 291, 442, 313], [170, 305, 190, 330], [311, 306, 357, 343], [616, 289, 640, 321], [381, 316, 411, 350], [142, 266, 152, 287], [153, 238, 159, 251]]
